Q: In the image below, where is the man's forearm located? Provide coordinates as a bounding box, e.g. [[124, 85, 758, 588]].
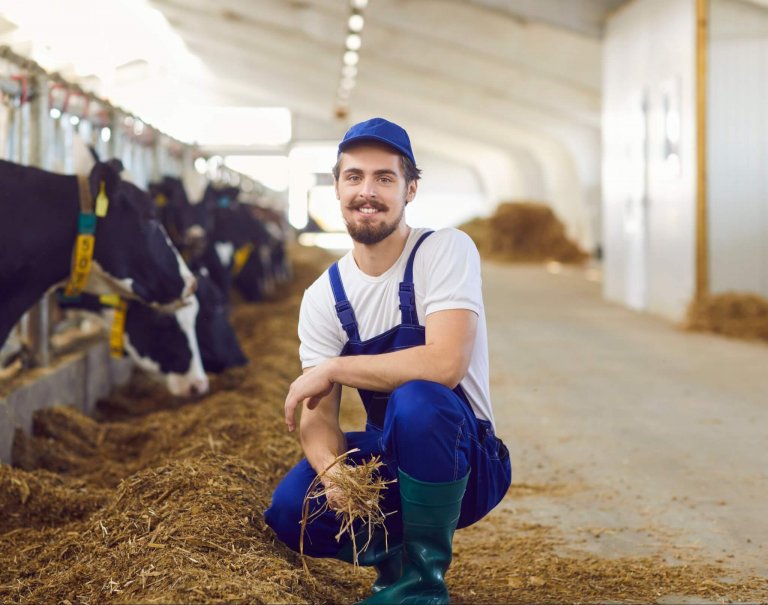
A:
[[323, 308, 477, 393], [285, 311, 476, 430], [300, 412, 347, 477], [328, 342, 463, 393]]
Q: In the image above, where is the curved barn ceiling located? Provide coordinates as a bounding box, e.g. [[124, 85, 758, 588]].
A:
[[0, 0, 628, 250]]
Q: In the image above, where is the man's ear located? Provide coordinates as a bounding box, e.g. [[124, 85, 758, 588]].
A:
[[406, 179, 418, 203]]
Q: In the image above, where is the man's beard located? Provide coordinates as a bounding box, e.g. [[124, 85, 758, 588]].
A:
[[345, 202, 405, 245]]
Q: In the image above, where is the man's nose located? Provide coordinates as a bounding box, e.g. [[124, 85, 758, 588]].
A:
[[359, 177, 377, 198]]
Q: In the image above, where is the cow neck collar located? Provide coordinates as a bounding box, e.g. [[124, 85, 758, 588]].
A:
[[60, 175, 98, 301], [60, 178, 130, 351], [77, 174, 94, 213]]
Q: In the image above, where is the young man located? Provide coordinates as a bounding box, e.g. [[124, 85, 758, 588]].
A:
[[265, 117, 511, 604]]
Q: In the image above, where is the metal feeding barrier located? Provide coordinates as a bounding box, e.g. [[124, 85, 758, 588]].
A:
[[0, 45, 267, 372]]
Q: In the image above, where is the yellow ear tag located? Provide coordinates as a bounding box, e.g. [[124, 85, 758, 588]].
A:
[[99, 293, 121, 307], [95, 181, 109, 217]]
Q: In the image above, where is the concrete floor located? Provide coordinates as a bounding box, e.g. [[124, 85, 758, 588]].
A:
[[483, 261, 768, 578]]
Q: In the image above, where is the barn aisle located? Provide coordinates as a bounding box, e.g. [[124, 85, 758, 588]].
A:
[[480, 259, 768, 581]]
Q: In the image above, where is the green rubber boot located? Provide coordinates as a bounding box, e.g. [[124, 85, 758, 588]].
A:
[[337, 530, 403, 593], [361, 469, 469, 605]]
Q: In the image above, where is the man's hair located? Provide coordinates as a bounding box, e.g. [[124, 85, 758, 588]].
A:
[[332, 152, 422, 184]]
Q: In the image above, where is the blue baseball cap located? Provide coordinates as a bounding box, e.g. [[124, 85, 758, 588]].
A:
[[338, 117, 416, 165]]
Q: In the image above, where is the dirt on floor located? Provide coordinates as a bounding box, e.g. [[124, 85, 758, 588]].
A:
[[1, 244, 766, 604]]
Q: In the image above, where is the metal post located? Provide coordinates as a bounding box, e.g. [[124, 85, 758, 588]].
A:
[[26, 74, 51, 367]]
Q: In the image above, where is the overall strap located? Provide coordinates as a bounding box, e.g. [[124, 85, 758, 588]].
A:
[[399, 230, 434, 325], [329, 262, 361, 341]]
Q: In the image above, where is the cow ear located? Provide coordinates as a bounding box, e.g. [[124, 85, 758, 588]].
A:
[[88, 145, 101, 163], [88, 160, 123, 201], [106, 159, 125, 174]]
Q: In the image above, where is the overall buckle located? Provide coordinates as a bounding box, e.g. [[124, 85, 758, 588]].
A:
[[335, 300, 358, 335], [398, 282, 414, 310], [398, 283, 416, 322]]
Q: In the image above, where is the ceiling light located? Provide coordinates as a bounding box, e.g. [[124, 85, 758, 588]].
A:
[[346, 33, 362, 51], [348, 14, 364, 32], [335, 3, 367, 118]]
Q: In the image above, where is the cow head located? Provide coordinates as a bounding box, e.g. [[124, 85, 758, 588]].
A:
[[122, 297, 209, 397], [86, 161, 196, 307]]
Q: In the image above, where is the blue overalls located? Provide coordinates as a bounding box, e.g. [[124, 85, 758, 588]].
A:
[[265, 231, 512, 557]]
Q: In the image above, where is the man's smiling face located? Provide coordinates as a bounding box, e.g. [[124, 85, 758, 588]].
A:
[[335, 143, 417, 245]]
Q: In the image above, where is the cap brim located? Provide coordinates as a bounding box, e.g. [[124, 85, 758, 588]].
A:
[[338, 135, 414, 164]]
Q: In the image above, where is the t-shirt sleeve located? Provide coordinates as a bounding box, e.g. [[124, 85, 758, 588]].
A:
[[298, 279, 345, 369], [421, 228, 483, 317]]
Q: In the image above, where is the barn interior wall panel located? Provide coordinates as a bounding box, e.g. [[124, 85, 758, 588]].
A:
[[602, 0, 697, 321], [708, 0, 768, 298]]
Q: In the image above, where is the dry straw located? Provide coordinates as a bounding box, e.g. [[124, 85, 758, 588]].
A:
[[300, 448, 395, 570], [686, 291, 768, 343], [460, 201, 588, 264], [3, 244, 768, 604]]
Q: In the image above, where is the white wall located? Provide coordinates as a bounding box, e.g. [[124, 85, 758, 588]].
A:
[[405, 151, 487, 230], [603, 0, 698, 321], [708, 0, 768, 297]]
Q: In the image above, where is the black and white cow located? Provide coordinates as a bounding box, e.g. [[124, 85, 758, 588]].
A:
[[124, 267, 247, 384], [192, 267, 248, 372], [201, 184, 279, 302], [58, 269, 246, 396], [148, 178, 291, 303], [121, 294, 209, 397], [0, 159, 196, 348]]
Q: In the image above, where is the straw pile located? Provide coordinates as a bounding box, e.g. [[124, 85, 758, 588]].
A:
[[0, 247, 373, 604], [686, 291, 768, 343], [460, 202, 588, 264], [1, 244, 766, 604], [0, 465, 108, 532]]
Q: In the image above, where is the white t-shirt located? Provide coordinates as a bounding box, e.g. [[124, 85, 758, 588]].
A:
[[299, 227, 496, 429]]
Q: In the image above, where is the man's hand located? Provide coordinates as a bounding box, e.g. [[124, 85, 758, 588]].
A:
[[322, 465, 350, 511], [284, 361, 336, 432]]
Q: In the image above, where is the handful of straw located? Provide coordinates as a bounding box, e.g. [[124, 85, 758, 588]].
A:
[[300, 448, 395, 568]]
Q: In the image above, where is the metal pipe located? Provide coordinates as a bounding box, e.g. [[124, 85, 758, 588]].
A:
[[1, 45, 190, 152], [26, 74, 51, 367]]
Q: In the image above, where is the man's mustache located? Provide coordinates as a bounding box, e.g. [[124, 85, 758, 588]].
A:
[[348, 200, 387, 211]]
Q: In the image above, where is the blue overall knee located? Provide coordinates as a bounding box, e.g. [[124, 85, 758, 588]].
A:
[[381, 379, 475, 483]]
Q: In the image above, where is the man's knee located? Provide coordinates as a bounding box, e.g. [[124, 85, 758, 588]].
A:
[[384, 380, 471, 482], [387, 380, 461, 431]]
